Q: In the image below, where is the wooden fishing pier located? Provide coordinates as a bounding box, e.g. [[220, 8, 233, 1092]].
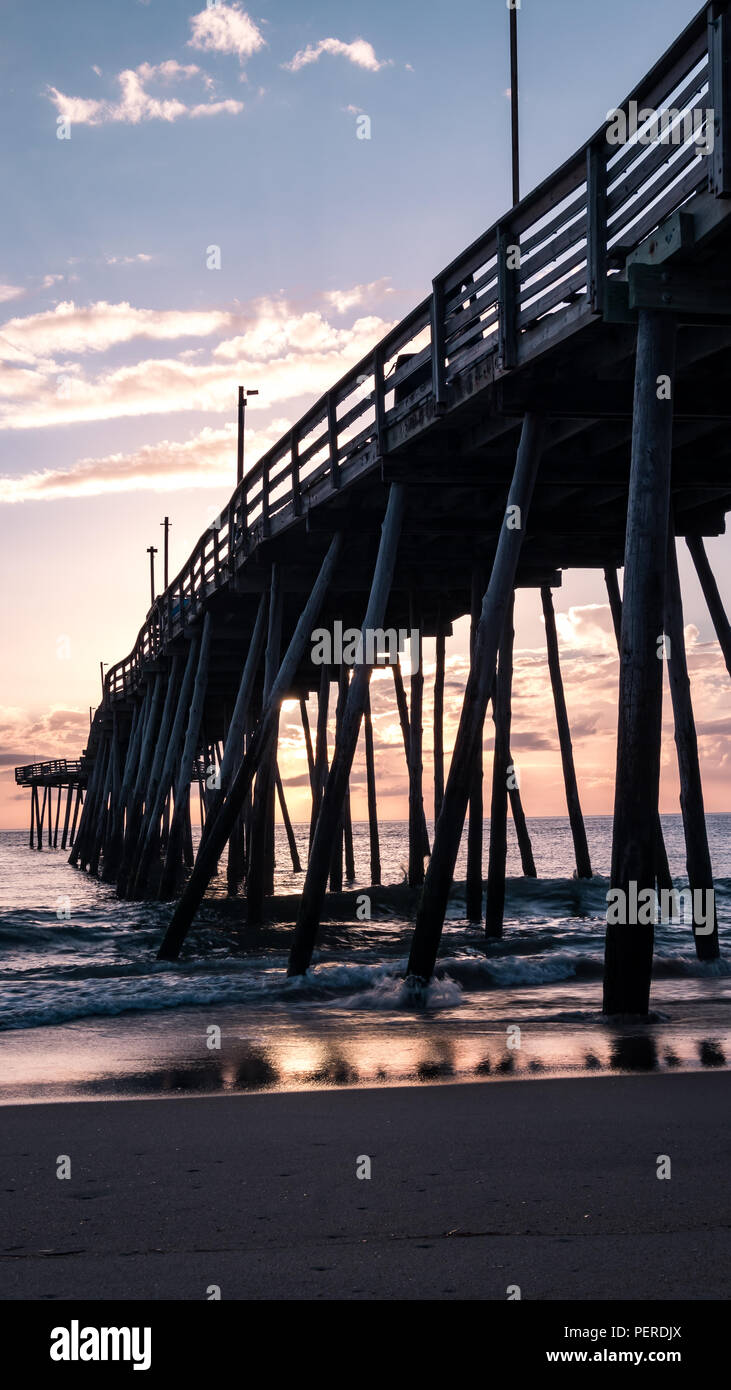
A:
[[17, 3, 731, 1015], [14, 760, 87, 852]]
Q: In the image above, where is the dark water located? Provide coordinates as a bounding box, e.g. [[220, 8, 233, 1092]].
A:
[[0, 817, 729, 1101]]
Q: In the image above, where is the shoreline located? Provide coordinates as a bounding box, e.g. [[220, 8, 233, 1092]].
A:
[[2, 1070, 729, 1301]]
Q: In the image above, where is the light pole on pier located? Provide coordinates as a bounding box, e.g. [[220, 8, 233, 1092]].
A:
[[147, 545, 158, 607], [160, 516, 171, 590], [237, 385, 259, 486], [509, 0, 520, 205]]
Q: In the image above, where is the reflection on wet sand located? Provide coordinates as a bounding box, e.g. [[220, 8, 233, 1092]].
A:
[[2, 1014, 728, 1105]]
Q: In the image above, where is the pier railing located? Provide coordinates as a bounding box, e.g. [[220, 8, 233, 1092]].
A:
[[15, 760, 86, 786], [105, 2, 719, 703]]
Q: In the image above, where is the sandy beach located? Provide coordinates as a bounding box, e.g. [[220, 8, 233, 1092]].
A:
[[1, 1070, 729, 1301]]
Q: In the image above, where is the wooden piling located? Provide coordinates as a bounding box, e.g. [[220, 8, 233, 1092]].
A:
[[363, 689, 381, 886], [541, 584, 592, 879], [299, 696, 316, 792], [275, 765, 302, 873], [485, 591, 515, 936], [408, 600, 426, 888], [406, 414, 546, 984], [604, 310, 677, 1018], [328, 668, 348, 893], [664, 532, 719, 960], [130, 643, 199, 899], [69, 785, 82, 849], [433, 620, 446, 824], [247, 566, 283, 924], [158, 533, 344, 960], [508, 775, 537, 877], [393, 658, 430, 863], [60, 782, 74, 851], [116, 672, 165, 895], [158, 613, 212, 899], [604, 566, 672, 892], [686, 534, 731, 680], [309, 665, 330, 857], [53, 783, 62, 848], [466, 566, 486, 921], [29, 784, 38, 849], [288, 486, 406, 975]]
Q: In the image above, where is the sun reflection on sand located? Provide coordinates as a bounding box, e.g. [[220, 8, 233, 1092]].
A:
[[1, 1007, 729, 1104]]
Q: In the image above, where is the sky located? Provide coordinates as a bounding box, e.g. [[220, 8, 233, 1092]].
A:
[[1, 0, 729, 829]]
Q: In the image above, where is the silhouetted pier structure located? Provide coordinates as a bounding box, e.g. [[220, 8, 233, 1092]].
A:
[[16, 4, 731, 1014], [15, 760, 88, 851]]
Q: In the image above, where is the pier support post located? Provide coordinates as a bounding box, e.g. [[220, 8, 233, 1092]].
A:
[[686, 534, 731, 680], [485, 591, 515, 937], [247, 566, 283, 925], [116, 672, 166, 895], [508, 772, 537, 877], [433, 618, 445, 824], [664, 533, 719, 960], [103, 698, 143, 883], [408, 598, 425, 889], [604, 309, 677, 1017], [541, 584, 592, 879], [29, 785, 38, 849], [300, 696, 316, 796], [60, 782, 74, 850], [329, 668, 348, 893], [309, 665, 330, 857], [159, 614, 212, 899], [466, 566, 486, 921], [275, 766, 302, 873], [130, 644, 198, 899], [288, 486, 406, 975], [604, 566, 672, 891], [88, 738, 114, 876], [406, 413, 546, 984], [364, 689, 381, 886], [158, 534, 344, 960], [53, 783, 62, 848], [69, 785, 83, 849], [393, 659, 430, 862]]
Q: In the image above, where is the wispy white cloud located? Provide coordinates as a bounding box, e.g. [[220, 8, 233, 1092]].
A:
[[188, 4, 266, 62], [0, 300, 234, 361], [0, 284, 25, 304], [323, 277, 394, 315], [0, 417, 292, 503], [47, 59, 243, 126], [104, 253, 154, 266], [0, 288, 396, 437], [284, 37, 392, 74]]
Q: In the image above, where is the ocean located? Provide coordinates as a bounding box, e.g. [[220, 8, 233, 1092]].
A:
[[1, 815, 729, 1103]]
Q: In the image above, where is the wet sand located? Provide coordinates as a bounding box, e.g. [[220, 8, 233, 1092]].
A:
[[1, 1070, 730, 1301]]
